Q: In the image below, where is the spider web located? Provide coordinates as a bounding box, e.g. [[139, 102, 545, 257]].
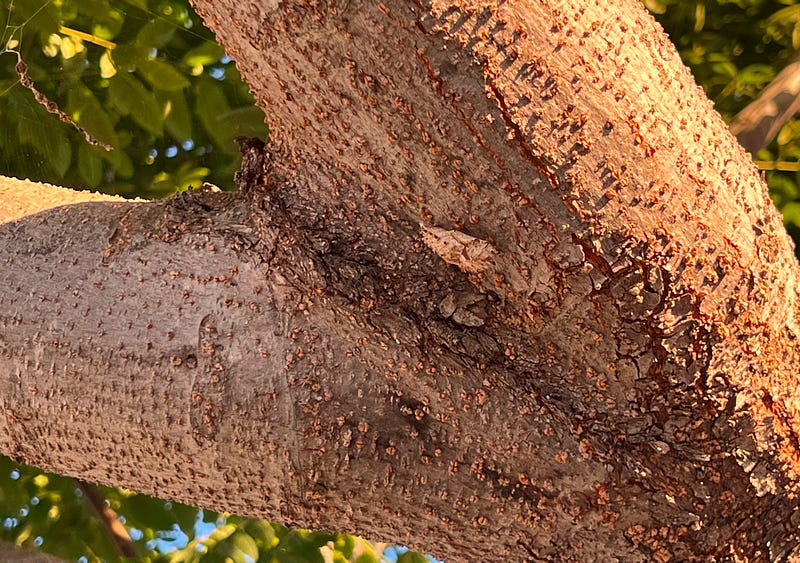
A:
[[1, 0, 114, 150], [0, 0, 268, 197]]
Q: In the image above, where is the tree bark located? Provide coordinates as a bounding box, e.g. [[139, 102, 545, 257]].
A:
[[2, 0, 800, 561], [729, 56, 800, 155], [0, 540, 66, 563], [0, 176, 131, 223]]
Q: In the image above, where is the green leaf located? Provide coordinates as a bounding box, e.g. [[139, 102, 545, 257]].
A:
[[194, 77, 235, 151], [9, 92, 72, 177], [91, 7, 126, 44], [244, 520, 278, 550], [276, 552, 323, 563], [151, 162, 209, 194], [111, 42, 149, 72], [711, 61, 737, 79], [78, 143, 103, 186], [20, 123, 72, 178], [108, 72, 163, 135], [767, 5, 800, 28], [8, 0, 60, 38], [279, 540, 326, 563], [736, 64, 775, 87], [119, 0, 148, 9], [183, 42, 226, 68], [104, 148, 134, 179], [397, 552, 430, 563], [116, 494, 184, 532], [156, 90, 192, 142], [136, 17, 177, 48], [174, 163, 210, 191], [780, 201, 800, 228], [229, 530, 260, 560], [66, 85, 118, 149], [778, 120, 800, 146], [72, 0, 112, 19], [768, 173, 799, 208], [332, 534, 355, 558], [138, 59, 190, 91], [203, 522, 237, 550], [219, 105, 269, 138]]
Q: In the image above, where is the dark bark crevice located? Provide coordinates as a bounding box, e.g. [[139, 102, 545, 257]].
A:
[[3, 0, 800, 559]]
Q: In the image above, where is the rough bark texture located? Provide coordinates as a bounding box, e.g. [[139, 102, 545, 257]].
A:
[[0, 176, 132, 223], [3, 0, 800, 561], [0, 540, 66, 563]]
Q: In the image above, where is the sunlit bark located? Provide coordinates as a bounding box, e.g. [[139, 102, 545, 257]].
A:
[[3, 1, 800, 560]]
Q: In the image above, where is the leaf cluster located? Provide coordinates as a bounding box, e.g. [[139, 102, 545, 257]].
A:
[[0, 457, 389, 563], [0, 0, 268, 198]]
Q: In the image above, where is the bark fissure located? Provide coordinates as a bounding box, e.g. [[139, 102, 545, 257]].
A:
[[3, 0, 800, 559], [192, 0, 800, 558]]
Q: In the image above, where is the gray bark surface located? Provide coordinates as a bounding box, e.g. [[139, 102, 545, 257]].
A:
[[3, 0, 800, 560], [0, 540, 66, 563]]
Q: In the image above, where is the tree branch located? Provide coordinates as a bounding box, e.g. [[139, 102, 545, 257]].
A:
[[0, 176, 133, 225], [75, 480, 137, 559], [729, 56, 800, 154], [2, 0, 800, 559]]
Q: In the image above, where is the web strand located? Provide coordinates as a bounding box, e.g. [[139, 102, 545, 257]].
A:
[[2, 0, 113, 150], [0, 0, 216, 151], [11, 54, 112, 150]]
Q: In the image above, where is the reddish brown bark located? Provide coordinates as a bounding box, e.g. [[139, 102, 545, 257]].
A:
[[2, 0, 800, 560]]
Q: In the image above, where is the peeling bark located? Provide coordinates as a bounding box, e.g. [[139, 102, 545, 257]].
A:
[[2, 0, 800, 560]]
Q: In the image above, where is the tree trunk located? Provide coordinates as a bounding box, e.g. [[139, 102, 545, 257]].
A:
[[2, 0, 800, 560]]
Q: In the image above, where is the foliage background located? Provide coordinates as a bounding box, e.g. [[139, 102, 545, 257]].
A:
[[0, 0, 268, 199], [1, 0, 800, 561]]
